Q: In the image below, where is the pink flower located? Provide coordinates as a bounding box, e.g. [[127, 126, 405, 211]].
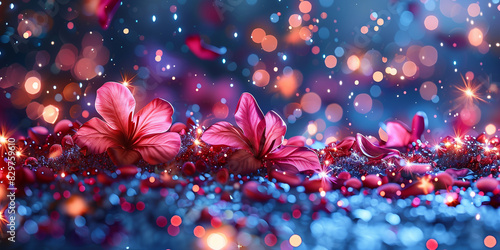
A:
[[201, 93, 321, 174], [74, 82, 181, 166], [384, 112, 427, 148]]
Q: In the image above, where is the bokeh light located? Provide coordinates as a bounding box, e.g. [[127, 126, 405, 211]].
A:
[[301, 92, 321, 114], [420, 81, 438, 101], [207, 233, 227, 250], [468, 28, 483, 47], [325, 103, 343, 122], [424, 16, 438, 31], [289, 234, 302, 247], [43, 105, 60, 124], [484, 236, 497, 248], [354, 93, 372, 114], [324, 55, 337, 68], [25, 76, 41, 95], [252, 69, 270, 87], [485, 124, 496, 135]]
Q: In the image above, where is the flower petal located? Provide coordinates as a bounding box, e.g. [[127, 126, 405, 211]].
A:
[[201, 121, 252, 151], [267, 146, 321, 172], [385, 121, 411, 147], [95, 82, 136, 133], [134, 98, 174, 138], [234, 93, 265, 152], [96, 0, 121, 30], [335, 137, 356, 151], [185, 35, 226, 60], [133, 132, 181, 165], [74, 118, 119, 154], [107, 147, 142, 166], [227, 149, 263, 174], [284, 136, 306, 147], [356, 133, 400, 159], [259, 111, 286, 156], [411, 111, 427, 142]]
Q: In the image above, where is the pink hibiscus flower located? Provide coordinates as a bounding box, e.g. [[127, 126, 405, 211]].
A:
[[201, 93, 321, 174], [384, 112, 427, 148], [74, 82, 181, 166]]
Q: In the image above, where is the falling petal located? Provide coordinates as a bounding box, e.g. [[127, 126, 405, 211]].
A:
[[185, 35, 226, 60]]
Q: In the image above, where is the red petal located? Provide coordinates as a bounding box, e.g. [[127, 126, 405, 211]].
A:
[[170, 122, 187, 133], [267, 146, 321, 172], [185, 35, 226, 60], [201, 121, 252, 151], [356, 133, 400, 159], [259, 111, 286, 156], [95, 82, 136, 133], [385, 121, 411, 147], [226, 149, 263, 175], [234, 93, 265, 153], [74, 117, 119, 154], [134, 98, 174, 139], [411, 111, 427, 142], [97, 0, 121, 30], [107, 147, 142, 166], [133, 132, 181, 165], [284, 136, 306, 147], [49, 144, 63, 158], [335, 137, 356, 151]]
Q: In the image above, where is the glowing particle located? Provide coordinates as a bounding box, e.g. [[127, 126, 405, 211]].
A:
[[299, 1, 312, 13], [43, 105, 59, 124], [301, 92, 322, 114], [347, 55, 360, 71], [426, 239, 438, 250], [25, 76, 41, 95], [468, 3, 480, 17], [193, 226, 205, 238], [171, 215, 182, 227], [354, 93, 372, 114], [207, 233, 227, 250], [264, 234, 277, 246], [261, 35, 278, 52], [252, 69, 270, 87], [289, 234, 302, 247], [485, 236, 497, 248], [324, 55, 337, 68], [402, 61, 418, 77], [424, 15, 439, 31], [468, 28, 483, 46], [152, 15, 156, 22], [325, 103, 343, 122], [123, 28, 129, 34], [299, 27, 312, 40], [360, 26, 368, 34], [289, 14, 302, 27], [372, 71, 383, 82], [419, 81, 437, 101], [251, 28, 266, 43], [486, 124, 496, 135]]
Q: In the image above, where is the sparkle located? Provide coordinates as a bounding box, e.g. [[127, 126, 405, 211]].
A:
[[455, 74, 485, 105], [417, 175, 433, 195]]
